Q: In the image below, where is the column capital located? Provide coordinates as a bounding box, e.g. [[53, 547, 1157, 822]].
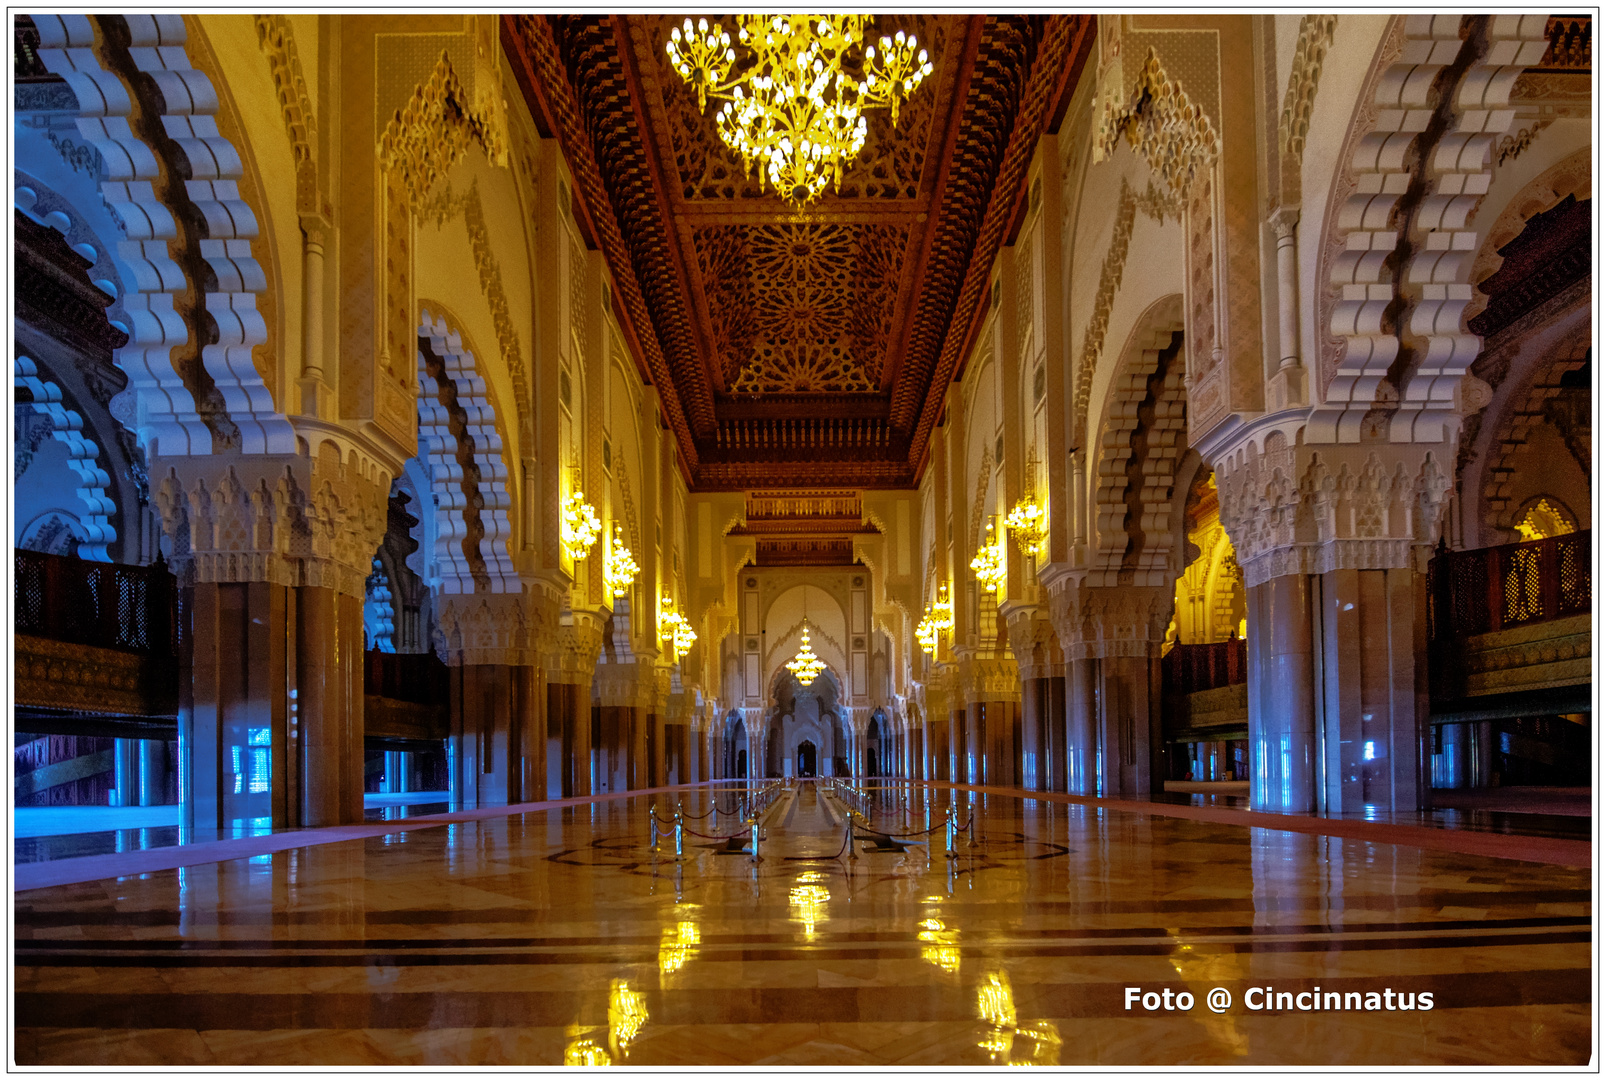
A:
[[1214, 437, 1455, 588], [543, 614, 606, 685], [153, 449, 388, 599], [435, 591, 548, 667], [1049, 581, 1172, 660], [1000, 601, 1062, 681], [956, 655, 1022, 706]]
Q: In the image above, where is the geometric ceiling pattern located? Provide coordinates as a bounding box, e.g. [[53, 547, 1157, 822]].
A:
[[503, 14, 1096, 490]]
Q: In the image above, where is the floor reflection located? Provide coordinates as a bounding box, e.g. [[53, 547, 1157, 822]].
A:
[[12, 783, 1592, 1067]]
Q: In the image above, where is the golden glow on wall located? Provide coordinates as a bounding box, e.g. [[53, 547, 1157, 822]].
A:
[[1516, 497, 1576, 541], [666, 15, 933, 206], [1170, 472, 1244, 645]]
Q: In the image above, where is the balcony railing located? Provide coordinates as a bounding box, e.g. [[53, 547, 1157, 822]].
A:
[[1162, 639, 1247, 697], [14, 549, 178, 656], [364, 649, 449, 706], [1428, 530, 1591, 641]]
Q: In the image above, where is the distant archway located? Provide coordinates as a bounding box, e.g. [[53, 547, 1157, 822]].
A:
[[797, 740, 817, 778], [722, 711, 747, 780]]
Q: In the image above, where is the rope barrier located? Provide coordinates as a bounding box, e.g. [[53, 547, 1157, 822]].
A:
[[870, 820, 946, 838], [680, 824, 752, 842]]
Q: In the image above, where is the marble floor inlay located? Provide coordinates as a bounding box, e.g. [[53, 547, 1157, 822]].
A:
[[13, 781, 1592, 1066]]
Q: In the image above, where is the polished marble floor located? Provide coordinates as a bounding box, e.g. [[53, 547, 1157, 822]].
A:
[[13, 781, 1593, 1066]]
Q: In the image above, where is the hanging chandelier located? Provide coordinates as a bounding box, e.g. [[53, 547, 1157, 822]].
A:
[[665, 14, 934, 207], [659, 591, 697, 662], [1004, 446, 1048, 552], [970, 518, 1006, 593], [604, 522, 640, 597], [932, 581, 953, 631], [786, 625, 827, 686], [562, 490, 602, 561], [916, 606, 939, 655], [1004, 498, 1047, 550]]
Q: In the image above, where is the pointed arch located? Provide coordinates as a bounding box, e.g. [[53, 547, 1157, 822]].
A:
[[15, 357, 116, 561], [1089, 293, 1188, 587], [416, 306, 518, 594], [32, 14, 294, 458]]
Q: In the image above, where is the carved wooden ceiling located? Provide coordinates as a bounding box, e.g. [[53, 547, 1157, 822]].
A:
[[503, 14, 1096, 491]]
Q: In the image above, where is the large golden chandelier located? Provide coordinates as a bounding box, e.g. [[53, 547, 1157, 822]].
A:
[[666, 14, 934, 207], [786, 625, 827, 686]]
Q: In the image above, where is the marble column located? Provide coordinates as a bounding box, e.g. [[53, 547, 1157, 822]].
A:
[[1064, 658, 1097, 796], [1315, 567, 1425, 814], [450, 664, 542, 808], [1044, 675, 1067, 791], [1020, 678, 1045, 791], [137, 738, 168, 805], [1247, 573, 1317, 812], [297, 585, 363, 828]]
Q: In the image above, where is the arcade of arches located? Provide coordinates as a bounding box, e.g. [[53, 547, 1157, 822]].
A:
[[11, 13, 1593, 1067]]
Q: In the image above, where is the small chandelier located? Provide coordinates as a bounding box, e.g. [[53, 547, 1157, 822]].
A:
[[915, 605, 939, 655], [604, 522, 640, 597], [1004, 498, 1047, 550], [1004, 446, 1048, 551], [659, 591, 697, 662], [561, 490, 602, 561], [786, 625, 827, 686], [666, 14, 934, 207], [932, 581, 953, 631], [970, 518, 1006, 593]]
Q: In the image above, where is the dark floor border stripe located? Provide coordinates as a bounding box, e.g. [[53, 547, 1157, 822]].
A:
[[15, 967, 1591, 1029], [13, 914, 1591, 952], [17, 887, 1591, 927], [14, 930, 1590, 968]]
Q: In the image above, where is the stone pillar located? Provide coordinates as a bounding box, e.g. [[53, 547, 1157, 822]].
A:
[[112, 739, 139, 807], [1096, 654, 1163, 797], [1044, 674, 1066, 791], [1266, 208, 1308, 411], [1064, 658, 1097, 795], [1315, 566, 1425, 814], [437, 594, 547, 808], [543, 615, 605, 798], [1019, 678, 1045, 790], [1247, 573, 1318, 811], [1214, 438, 1452, 815], [1004, 607, 1060, 791], [156, 453, 387, 831], [137, 738, 168, 805]]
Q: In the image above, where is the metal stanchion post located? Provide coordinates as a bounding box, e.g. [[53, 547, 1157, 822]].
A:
[[846, 811, 858, 862], [944, 804, 957, 859], [649, 803, 659, 853], [674, 807, 685, 861], [749, 816, 760, 863]]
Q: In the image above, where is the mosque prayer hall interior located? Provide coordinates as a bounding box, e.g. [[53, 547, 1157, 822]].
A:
[[10, 11, 1595, 1069]]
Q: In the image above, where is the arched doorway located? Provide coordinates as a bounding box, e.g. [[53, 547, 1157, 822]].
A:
[[764, 667, 845, 778], [797, 740, 817, 778], [723, 713, 747, 780]]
